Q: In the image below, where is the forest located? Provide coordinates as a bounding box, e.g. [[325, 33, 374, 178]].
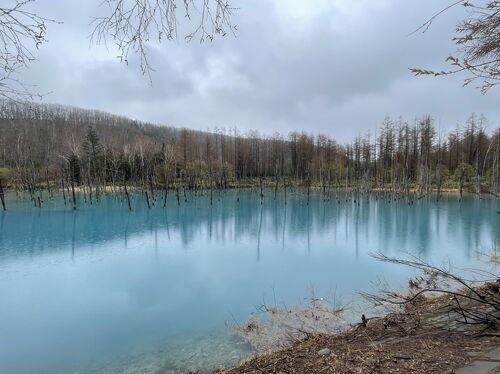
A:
[[0, 101, 499, 210]]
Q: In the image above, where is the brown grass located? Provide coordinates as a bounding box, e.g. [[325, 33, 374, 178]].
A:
[[216, 287, 500, 374]]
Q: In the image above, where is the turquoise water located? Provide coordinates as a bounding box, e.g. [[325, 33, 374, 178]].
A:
[[0, 190, 498, 373]]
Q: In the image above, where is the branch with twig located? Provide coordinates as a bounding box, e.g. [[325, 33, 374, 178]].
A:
[[90, 0, 237, 81], [0, 0, 59, 100], [360, 253, 500, 333], [411, 1, 500, 93]]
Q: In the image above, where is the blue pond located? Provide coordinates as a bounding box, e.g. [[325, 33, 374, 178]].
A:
[[0, 190, 498, 373]]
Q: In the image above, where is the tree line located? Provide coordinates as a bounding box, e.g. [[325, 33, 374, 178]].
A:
[[0, 101, 498, 210]]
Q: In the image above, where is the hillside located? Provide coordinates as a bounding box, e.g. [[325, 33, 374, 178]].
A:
[[0, 101, 498, 202]]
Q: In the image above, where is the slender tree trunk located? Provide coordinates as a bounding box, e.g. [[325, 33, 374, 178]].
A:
[[259, 176, 264, 205], [88, 179, 93, 205], [284, 177, 287, 205], [61, 172, 67, 205], [163, 179, 168, 208], [0, 177, 6, 211], [70, 175, 77, 210], [436, 167, 442, 202], [210, 181, 213, 205], [46, 163, 52, 198], [459, 175, 464, 203], [148, 171, 155, 205], [124, 180, 132, 211], [475, 154, 481, 198], [345, 163, 349, 200]]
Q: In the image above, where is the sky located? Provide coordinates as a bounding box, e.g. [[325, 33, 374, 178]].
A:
[[18, 0, 500, 142]]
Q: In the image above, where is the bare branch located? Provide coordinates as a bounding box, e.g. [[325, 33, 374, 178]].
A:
[[0, 0, 60, 100], [362, 253, 500, 330], [90, 0, 237, 80], [411, 1, 500, 93]]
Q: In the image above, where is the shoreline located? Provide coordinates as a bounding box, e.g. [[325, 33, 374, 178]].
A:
[[2, 184, 495, 196], [216, 281, 500, 373]]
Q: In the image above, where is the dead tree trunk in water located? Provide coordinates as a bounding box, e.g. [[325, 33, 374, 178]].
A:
[[475, 153, 481, 198], [259, 176, 264, 205], [60, 170, 67, 205], [274, 176, 278, 201], [124, 180, 132, 211], [70, 175, 77, 210], [284, 177, 287, 205], [322, 173, 326, 201], [0, 177, 6, 211], [307, 181, 311, 206], [45, 163, 52, 199], [148, 170, 155, 206], [459, 174, 464, 203], [210, 180, 213, 205], [436, 168, 442, 202], [163, 180, 168, 208]]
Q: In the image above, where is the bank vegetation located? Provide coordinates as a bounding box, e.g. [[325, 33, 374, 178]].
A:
[[0, 101, 499, 210]]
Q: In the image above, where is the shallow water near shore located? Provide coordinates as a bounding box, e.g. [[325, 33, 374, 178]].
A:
[[0, 190, 498, 373]]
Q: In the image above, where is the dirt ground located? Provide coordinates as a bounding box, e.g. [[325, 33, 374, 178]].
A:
[[216, 284, 500, 374]]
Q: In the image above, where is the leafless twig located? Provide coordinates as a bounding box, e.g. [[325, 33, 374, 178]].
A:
[[410, 1, 500, 93], [0, 0, 59, 100], [361, 253, 500, 331], [90, 0, 237, 81]]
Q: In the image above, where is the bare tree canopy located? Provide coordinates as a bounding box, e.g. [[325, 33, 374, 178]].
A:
[[0, 101, 499, 204], [90, 0, 236, 79], [411, 1, 500, 93], [0, 0, 236, 99], [1, 1, 498, 100], [0, 0, 59, 100]]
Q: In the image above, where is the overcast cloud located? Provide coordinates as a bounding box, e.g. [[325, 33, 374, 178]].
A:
[[19, 0, 500, 141]]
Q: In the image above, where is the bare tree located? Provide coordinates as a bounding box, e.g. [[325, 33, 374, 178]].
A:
[[361, 253, 500, 331], [411, 1, 500, 93], [1, 101, 499, 203], [0, 0, 235, 97], [0, 0, 59, 100], [90, 0, 236, 79]]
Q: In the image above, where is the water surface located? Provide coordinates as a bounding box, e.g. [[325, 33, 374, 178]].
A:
[[0, 191, 498, 373]]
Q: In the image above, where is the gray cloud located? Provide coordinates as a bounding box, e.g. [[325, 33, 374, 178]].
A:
[[18, 0, 500, 141]]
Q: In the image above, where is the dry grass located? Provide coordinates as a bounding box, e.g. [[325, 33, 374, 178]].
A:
[[216, 284, 500, 374]]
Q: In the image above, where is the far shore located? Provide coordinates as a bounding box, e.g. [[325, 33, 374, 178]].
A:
[[1, 182, 494, 196]]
